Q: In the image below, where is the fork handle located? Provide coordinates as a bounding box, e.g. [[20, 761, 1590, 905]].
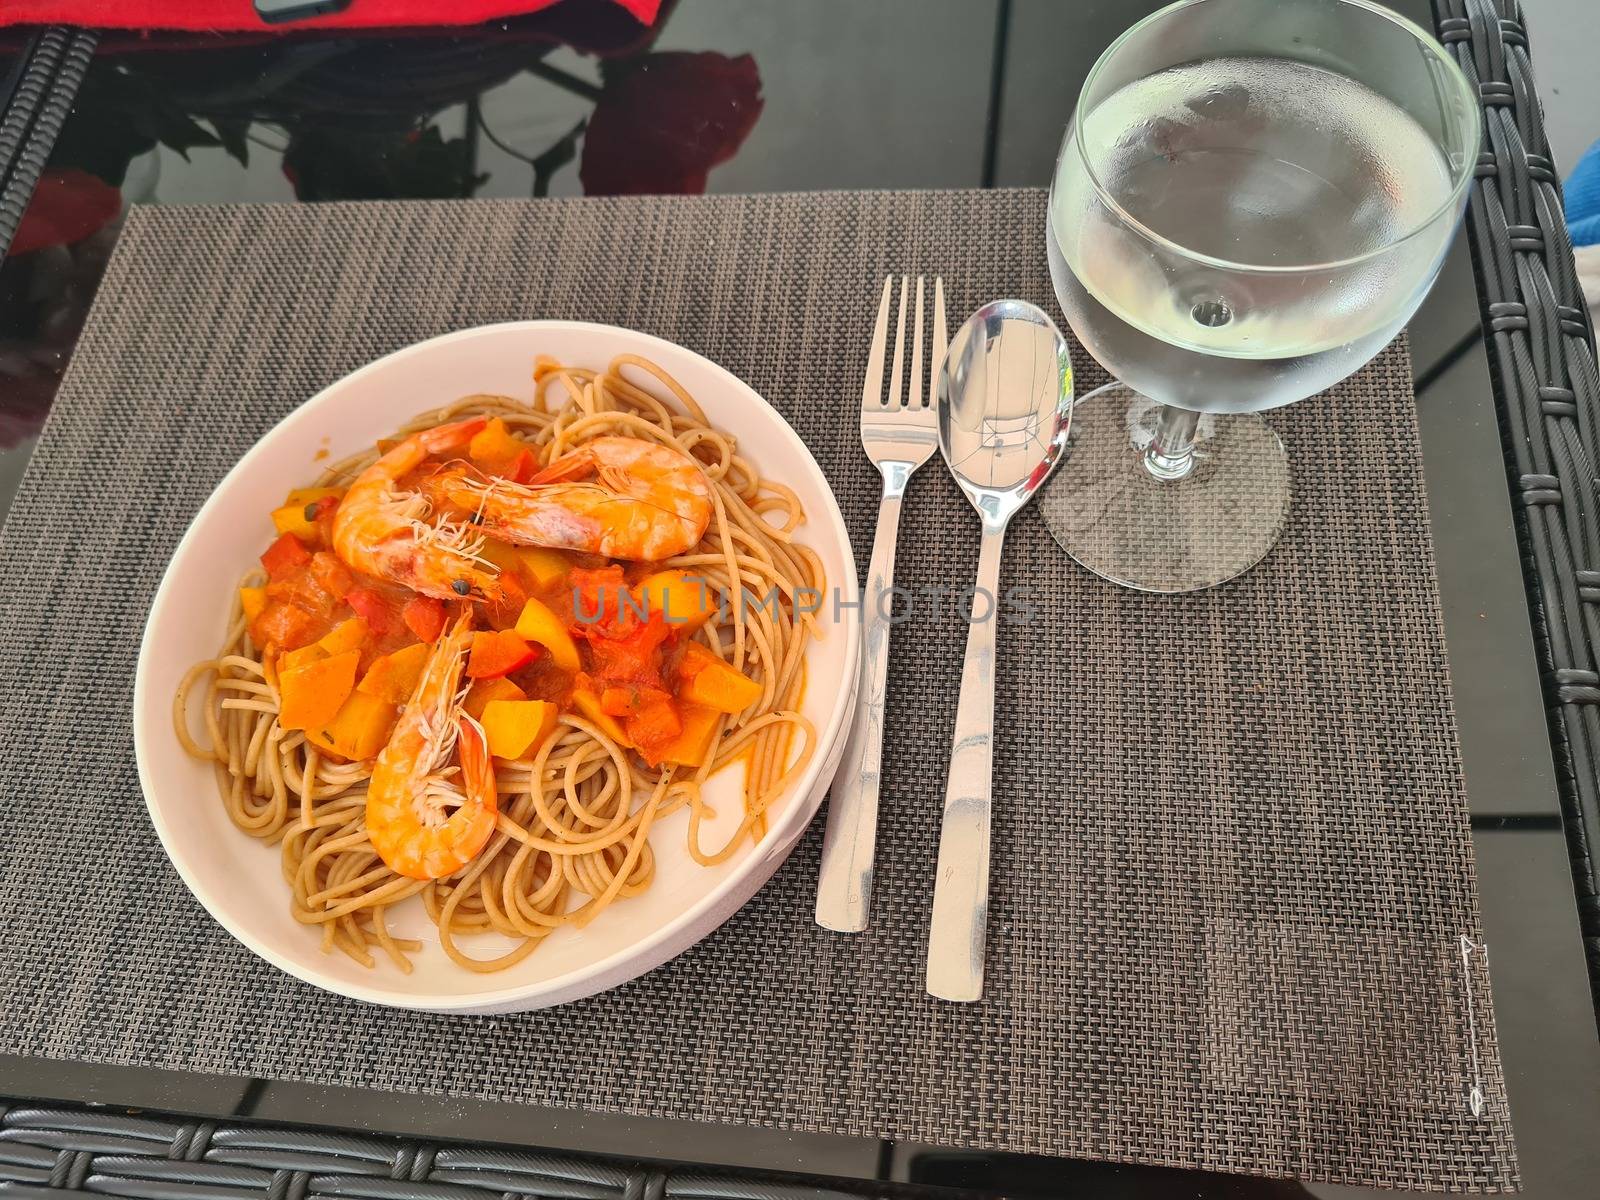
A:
[[926, 522, 1006, 1001], [815, 463, 911, 932]]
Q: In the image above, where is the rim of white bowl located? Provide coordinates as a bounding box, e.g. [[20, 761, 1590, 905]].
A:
[[132, 321, 860, 1011]]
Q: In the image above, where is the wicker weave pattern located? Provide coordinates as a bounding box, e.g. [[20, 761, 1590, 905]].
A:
[[0, 1104, 870, 1200], [1437, 0, 1600, 995]]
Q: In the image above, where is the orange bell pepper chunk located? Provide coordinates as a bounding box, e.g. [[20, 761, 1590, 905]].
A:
[[278, 649, 359, 732], [570, 681, 630, 745], [480, 699, 559, 759], [463, 676, 526, 721], [305, 689, 398, 761], [635, 571, 715, 629], [657, 702, 723, 767], [516, 546, 570, 590], [514, 597, 581, 672], [676, 642, 763, 714], [480, 537, 570, 592], [466, 629, 536, 679], [279, 642, 326, 673], [317, 616, 368, 657], [357, 642, 432, 703], [271, 493, 339, 543], [468, 417, 529, 474]]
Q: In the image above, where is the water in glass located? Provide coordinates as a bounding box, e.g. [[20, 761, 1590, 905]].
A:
[[1049, 56, 1456, 414]]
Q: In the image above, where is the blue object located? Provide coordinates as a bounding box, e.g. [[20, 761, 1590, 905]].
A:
[[1568, 138, 1600, 246]]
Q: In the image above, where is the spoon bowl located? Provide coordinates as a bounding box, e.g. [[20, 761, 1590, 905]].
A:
[[938, 299, 1075, 527]]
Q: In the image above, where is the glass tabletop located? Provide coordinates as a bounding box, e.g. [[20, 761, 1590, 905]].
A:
[[2, 2, 1596, 1196]]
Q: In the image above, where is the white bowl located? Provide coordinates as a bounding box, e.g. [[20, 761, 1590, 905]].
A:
[[133, 322, 859, 1013]]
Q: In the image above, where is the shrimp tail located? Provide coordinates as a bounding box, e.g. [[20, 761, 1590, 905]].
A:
[[457, 715, 496, 808], [418, 417, 488, 457], [529, 448, 596, 485]]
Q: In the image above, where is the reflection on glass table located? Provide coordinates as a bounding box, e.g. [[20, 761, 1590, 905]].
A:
[[0, 0, 764, 454]]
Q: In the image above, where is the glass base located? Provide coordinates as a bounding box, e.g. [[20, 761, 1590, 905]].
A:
[[1040, 382, 1290, 593]]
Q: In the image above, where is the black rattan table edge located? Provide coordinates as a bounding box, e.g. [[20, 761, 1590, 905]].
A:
[[0, 26, 97, 258], [1434, 0, 1600, 1019], [0, 1100, 882, 1200]]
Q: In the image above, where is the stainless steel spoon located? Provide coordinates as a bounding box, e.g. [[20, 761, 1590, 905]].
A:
[[927, 299, 1073, 1002]]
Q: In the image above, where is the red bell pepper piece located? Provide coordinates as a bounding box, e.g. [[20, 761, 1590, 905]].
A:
[[345, 586, 399, 637], [466, 629, 538, 679], [260, 532, 312, 580], [504, 448, 539, 485], [401, 595, 447, 643]]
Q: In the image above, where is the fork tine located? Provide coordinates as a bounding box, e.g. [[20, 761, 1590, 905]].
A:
[[931, 276, 947, 408], [861, 276, 893, 409], [909, 276, 926, 410], [886, 275, 909, 409]]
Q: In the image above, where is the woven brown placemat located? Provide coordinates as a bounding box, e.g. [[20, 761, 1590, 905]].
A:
[[0, 192, 1515, 1190]]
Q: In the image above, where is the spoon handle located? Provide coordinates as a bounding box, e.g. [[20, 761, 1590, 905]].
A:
[[926, 522, 1006, 1002]]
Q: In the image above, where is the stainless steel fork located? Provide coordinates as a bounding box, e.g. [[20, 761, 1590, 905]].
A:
[[815, 274, 945, 932]]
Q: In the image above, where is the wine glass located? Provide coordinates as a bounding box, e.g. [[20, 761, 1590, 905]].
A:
[[1039, 0, 1481, 592]]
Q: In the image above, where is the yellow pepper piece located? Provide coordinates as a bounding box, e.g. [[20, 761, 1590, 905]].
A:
[[480, 699, 559, 760], [516, 547, 570, 590], [635, 570, 715, 629], [239, 586, 268, 620], [513, 597, 581, 672], [571, 686, 630, 745], [305, 690, 398, 761], [278, 643, 326, 673], [317, 617, 368, 656]]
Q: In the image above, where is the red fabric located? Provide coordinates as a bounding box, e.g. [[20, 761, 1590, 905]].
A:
[[0, 0, 660, 31]]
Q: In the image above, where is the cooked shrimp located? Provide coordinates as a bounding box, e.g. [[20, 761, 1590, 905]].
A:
[[366, 612, 497, 881], [332, 418, 500, 600], [438, 435, 713, 561]]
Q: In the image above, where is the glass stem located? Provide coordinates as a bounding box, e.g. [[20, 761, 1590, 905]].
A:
[[1144, 404, 1200, 481]]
